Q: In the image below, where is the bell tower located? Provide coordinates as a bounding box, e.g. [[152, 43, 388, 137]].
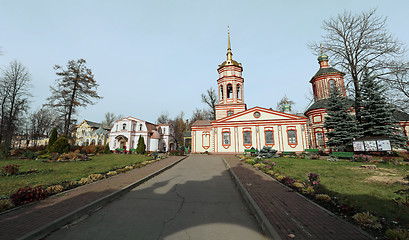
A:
[[215, 29, 247, 120], [310, 49, 346, 102]]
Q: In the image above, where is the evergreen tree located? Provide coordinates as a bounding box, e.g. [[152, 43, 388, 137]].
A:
[[136, 135, 146, 154], [48, 136, 70, 154], [103, 143, 111, 154], [47, 128, 58, 151], [324, 87, 359, 151], [359, 71, 407, 148]]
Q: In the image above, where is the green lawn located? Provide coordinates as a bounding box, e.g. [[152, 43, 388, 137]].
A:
[[0, 154, 151, 197], [270, 157, 409, 226]]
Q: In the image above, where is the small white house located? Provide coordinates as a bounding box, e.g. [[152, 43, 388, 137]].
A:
[[108, 116, 174, 152]]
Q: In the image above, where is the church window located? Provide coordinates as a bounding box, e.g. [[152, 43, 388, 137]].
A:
[[227, 84, 233, 98], [227, 110, 233, 116], [223, 131, 230, 145], [265, 130, 274, 145], [139, 124, 143, 131], [288, 130, 297, 144], [122, 123, 126, 130], [98, 139, 102, 145], [243, 131, 251, 145], [220, 85, 223, 100], [315, 132, 324, 147], [329, 79, 336, 92], [237, 84, 241, 99]]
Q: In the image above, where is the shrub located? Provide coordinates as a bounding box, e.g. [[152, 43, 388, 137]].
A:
[[307, 173, 320, 187], [82, 145, 96, 154], [107, 171, 117, 176], [385, 228, 409, 240], [282, 176, 296, 186], [1, 164, 20, 176], [116, 168, 129, 174], [88, 174, 105, 181], [152, 150, 158, 159], [136, 136, 146, 154], [266, 170, 275, 176], [292, 182, 304, 189], [310, 154, 320, 160], [103, 143, 111, 154], [258, 146, 277, 158], [63, 181, 78, 190], [276, 175, 286, 181], [48, 136, 70, 154], [383, 156, 398, 165], [23, 150, 37, 159], [353, 212, 382, 229], [46, 185, 63, 194], [125, 166, 134, 171], [245, 159, 256, 165], [316, 194, 332, 202], [47, 128, 58, 151], [169, 150, 184, 156], [0, 199, 14, 211], [301, 186, 315, 195], [10, 186, 48, 205], [78, 178, 91, 185], [253, 163, 266, 171]]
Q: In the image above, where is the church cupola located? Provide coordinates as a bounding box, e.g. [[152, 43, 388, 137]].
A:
[[283, 96, 291, 113], [215, 28, 247, 120], [310, 51, 346, 102]]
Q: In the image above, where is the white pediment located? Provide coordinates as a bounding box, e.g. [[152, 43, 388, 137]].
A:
[[214, 107, 305, 123]]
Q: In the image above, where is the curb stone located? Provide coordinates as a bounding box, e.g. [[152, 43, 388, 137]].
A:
[[222, 157, 282, 240], [17, 156, 188, 240]]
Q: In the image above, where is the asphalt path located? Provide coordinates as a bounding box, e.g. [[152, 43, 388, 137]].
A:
[[46, 155, 269, 240]]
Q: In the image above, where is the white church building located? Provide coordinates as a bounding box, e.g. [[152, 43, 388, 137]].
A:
[[108, 116, 174, 152], [191, 33, 308, 154]]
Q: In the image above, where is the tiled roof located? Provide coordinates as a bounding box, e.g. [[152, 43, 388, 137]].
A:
[[191, 120, 212, 126], [311, 67, 344, 82]]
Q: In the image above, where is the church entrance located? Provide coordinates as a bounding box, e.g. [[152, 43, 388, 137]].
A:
[[115, 135, 128, 149]]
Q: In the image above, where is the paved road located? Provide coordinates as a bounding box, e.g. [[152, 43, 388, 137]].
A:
[[46, 155, 269, 240]]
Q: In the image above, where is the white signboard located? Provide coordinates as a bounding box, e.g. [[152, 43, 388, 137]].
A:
[[353, 141, 365, 151], [364, 140, 378, 151], [377, 140, 391, 151]]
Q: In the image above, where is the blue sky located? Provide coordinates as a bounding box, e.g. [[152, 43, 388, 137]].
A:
[[1, 0, 408, 124]]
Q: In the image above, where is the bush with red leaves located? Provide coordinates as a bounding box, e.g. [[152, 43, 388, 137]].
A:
[[10, 186, 48, 205]]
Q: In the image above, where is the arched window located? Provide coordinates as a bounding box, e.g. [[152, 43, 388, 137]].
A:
[[237, 84, 241, 99], [227, 84, 233, 99], [220, 85, 223, 100], [329, 79, 336, 92], [122, 123, 126, 130]]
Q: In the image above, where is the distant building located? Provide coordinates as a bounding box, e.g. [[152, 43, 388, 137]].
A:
[[74, 120, 110, 146], [108, 116, 174, 152]]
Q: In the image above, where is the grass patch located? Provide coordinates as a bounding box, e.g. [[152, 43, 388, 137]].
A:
[[271, 157, 409, 226], [0, 154, 151, 196]]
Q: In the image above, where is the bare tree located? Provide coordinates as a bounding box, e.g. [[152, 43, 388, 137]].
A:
[[201, 87, 217, 120], [157, 112, 171, 124], [170, 111, 187, 148], [47, 59, 102, 136], [29, 107, 55, 145], [0, 61, 31, 155], [189, 108, 211, 127], [309, 9, 408, 119], [102, 112, 123, 128]]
